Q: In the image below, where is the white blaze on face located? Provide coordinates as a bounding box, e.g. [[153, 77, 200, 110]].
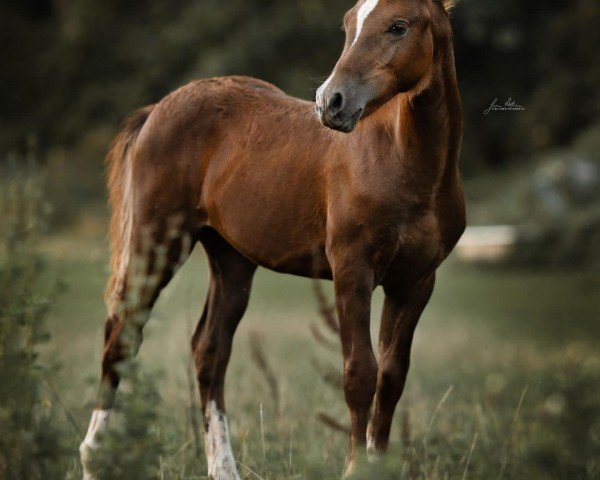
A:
[[316, 72, 334, 109], [205, 401, 241, 480], [353, 0, 380, 45], [316, 0, 380, 111], [80, 409, 110, 480]]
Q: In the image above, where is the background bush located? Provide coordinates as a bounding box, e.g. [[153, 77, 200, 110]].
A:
[[1, 0, 598, 174], [0, 161, 68, 479]]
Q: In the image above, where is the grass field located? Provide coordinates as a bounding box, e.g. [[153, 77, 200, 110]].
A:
[[40, 223, 600, 480]]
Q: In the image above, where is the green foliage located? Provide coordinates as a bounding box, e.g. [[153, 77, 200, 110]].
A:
[[522, 361, 600, 479], [89, 361, 165, 480], [0, 162, 67, 479]]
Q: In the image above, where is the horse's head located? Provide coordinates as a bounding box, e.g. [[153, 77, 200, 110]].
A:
[[316, 0, 454, 133]]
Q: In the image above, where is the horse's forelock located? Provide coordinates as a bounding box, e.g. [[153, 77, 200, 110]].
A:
[[437, 0, 458, 13]]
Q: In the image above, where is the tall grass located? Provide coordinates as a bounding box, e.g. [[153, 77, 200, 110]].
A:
[[2, 160, 599, 479], [0, 160, 68, 479]]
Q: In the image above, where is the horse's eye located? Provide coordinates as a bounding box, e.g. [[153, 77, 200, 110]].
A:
[[388, 22, 408, 36]]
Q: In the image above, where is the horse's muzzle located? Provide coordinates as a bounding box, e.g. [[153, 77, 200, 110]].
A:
[[316, 105, 363, 133]]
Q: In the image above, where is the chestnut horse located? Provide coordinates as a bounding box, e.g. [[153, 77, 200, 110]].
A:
[[80, 0, 465, 478]]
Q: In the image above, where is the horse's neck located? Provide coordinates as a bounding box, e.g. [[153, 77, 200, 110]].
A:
[[364, 42, 462, 195]]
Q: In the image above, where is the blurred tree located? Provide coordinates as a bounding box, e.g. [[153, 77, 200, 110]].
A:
[[0, 0, 598, 172]]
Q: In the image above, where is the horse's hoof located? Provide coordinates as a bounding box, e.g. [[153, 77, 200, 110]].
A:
[[208, 462, 241, 480], [342, 460, 357, 479], [79, 441, 97, 480], [205, 401, 241, 480], [366, 441, 383, 464]]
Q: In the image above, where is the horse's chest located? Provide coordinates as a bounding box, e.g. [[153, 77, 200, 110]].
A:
[[329, 185, 444, 275], [389, 211, 442, 270], [375, 197, 464, 287]]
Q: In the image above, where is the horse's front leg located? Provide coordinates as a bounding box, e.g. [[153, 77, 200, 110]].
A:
[[367, 274, 435, 456], [329, 252, 378, 477]]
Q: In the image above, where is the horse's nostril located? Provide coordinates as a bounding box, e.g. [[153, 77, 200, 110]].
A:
[[328, 92, 344, 115]]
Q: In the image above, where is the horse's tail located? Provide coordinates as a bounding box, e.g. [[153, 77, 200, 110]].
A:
[[105, 105, 154, 311]]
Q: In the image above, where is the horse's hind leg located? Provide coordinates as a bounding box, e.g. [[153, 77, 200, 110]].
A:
[[80, 217, 193, 480], [192, 230, 257, 480]]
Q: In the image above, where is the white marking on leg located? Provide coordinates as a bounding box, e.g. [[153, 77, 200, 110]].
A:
[[366, 434, 380, 463], [353, 0, 380, 45], [367, 435, 376, 453], [205, 400, 240, 480], [79, 409, 110, 480]]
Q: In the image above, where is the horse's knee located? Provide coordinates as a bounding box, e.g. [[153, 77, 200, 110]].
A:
[[343, 354, 377, 410]]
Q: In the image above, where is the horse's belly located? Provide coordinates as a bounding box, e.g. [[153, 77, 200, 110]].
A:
[[203, 176, 330, 278], [214, 220, 331, 279]]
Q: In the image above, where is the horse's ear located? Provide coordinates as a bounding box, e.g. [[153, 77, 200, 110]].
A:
[[442, 0, 457, 12]]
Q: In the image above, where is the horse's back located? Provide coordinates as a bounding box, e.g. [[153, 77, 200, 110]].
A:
[[131, 75, 308, 195], [137, 75, 318, 157], [137, 76, 287, 147]]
